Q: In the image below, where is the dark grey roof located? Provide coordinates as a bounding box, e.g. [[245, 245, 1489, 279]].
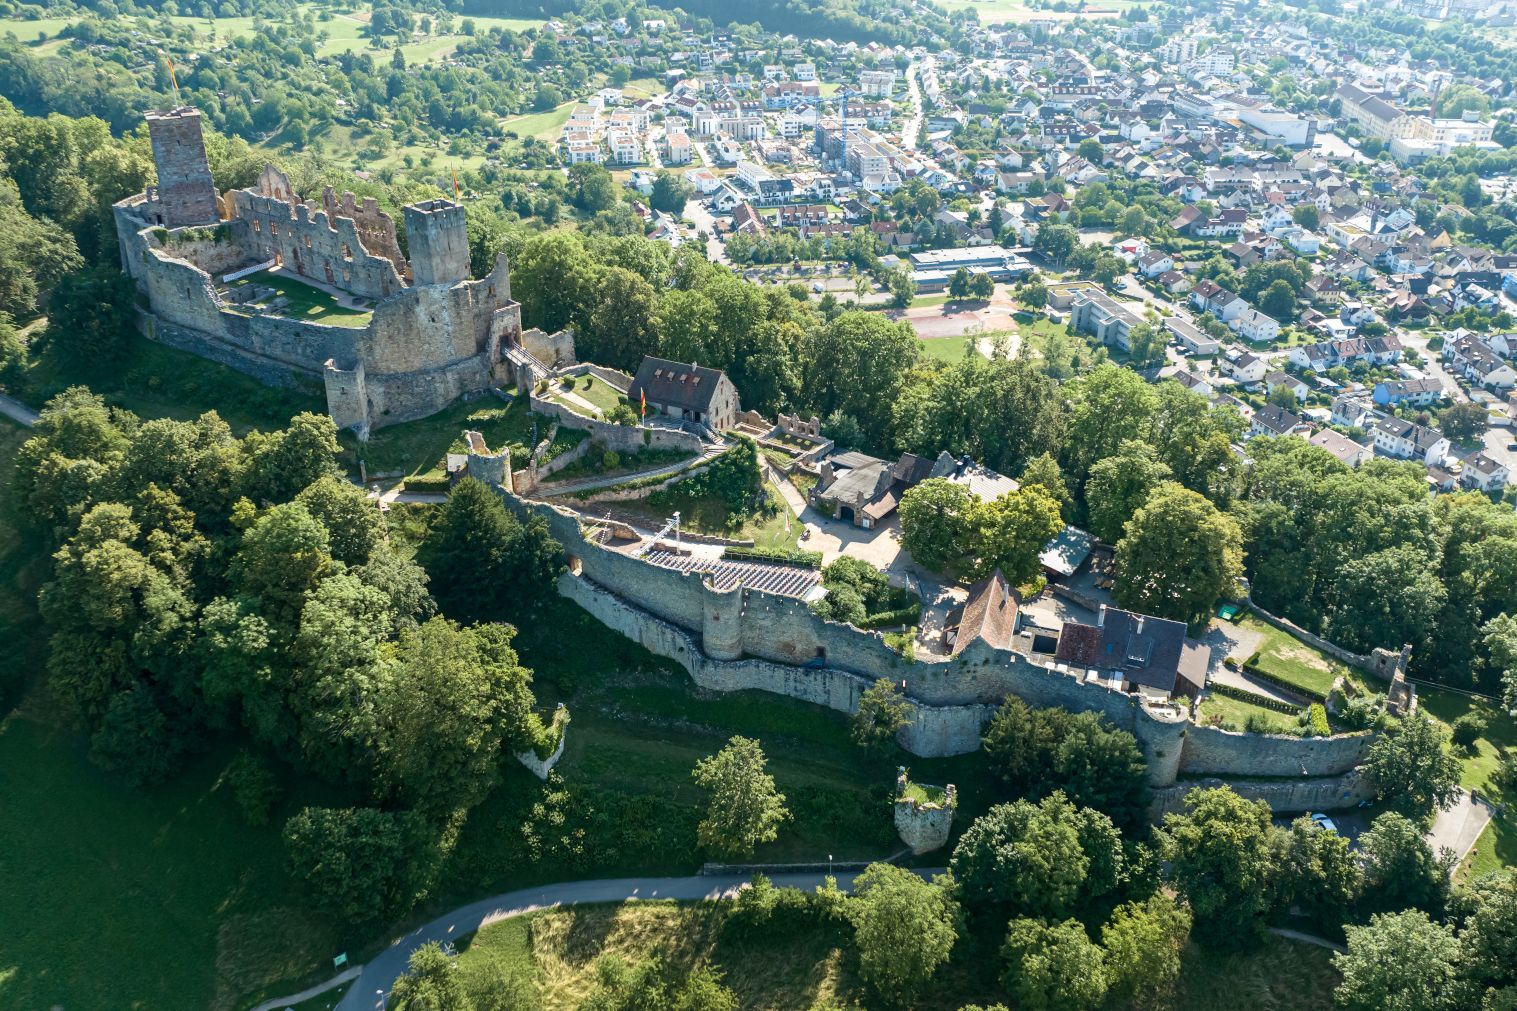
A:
[[628, 356, 729, 413]]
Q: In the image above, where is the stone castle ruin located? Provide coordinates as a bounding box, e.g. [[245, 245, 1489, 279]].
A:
[[115, 106, 571, 438]]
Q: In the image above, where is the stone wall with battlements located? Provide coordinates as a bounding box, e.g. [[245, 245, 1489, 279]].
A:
[[230, 166, 406, 302], [529, 394, 707, 456], [505, 491, 1380, 789]]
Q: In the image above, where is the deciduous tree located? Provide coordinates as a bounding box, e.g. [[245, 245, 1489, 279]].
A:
[[1115, 482, 1243, 629], [691, 736, 788, 859], [849, 863, 958, 1007]]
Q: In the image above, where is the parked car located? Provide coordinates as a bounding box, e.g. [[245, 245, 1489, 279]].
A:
[[1310, 812, 1338, 834]]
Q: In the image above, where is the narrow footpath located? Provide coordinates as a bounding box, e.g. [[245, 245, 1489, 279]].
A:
[[0, 392, 38, 428]]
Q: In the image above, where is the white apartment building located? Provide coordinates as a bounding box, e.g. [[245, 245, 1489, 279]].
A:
[[860, 68, 897, 98]]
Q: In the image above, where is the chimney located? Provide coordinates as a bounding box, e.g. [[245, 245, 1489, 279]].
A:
[[1135, 615, 1145, 635], [1097, 604, 1107, 627]]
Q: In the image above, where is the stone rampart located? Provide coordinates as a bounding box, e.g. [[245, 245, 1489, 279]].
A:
[[230, 174, 405, 301], [1149, 770, 1373, 818], [1179, 723, 1374, 778], [505, 492, 1374, 788]]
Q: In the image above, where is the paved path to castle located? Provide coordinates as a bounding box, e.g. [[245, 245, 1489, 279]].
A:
[[541, 441, 726, 498], [1427, 789, 1494, 867], [0, 392, 38, 428], [333, 871, 899, 1011]]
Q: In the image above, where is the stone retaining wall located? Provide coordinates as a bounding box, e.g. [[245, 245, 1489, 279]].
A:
[[1149, 770, 1373, 818]]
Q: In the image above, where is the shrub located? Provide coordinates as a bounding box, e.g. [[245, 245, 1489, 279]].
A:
[[723, 545, 823, 568], [1244, 712, 1275, 734], [602, 450, 621, 471], [1208, 681, 1300, 714], [583, 375, 594, 389], [1335, 694, 1385, 731], [225, 749, 282, 826], [857, 602, 924, 630], [1308, 703, 1332, 737], [1450, 712, 1487, 750], [402, 473, 452, 494], [725, 873, 850, 942]]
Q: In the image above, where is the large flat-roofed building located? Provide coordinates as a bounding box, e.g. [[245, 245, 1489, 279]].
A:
[[908, 245, 1033, 290], [1070, 290, 1144, 350]]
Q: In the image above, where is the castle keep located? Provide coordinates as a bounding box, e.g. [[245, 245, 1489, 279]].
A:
[[115, 106, 552, 438]]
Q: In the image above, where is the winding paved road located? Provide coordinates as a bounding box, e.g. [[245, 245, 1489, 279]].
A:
[[334, 872, 876, 1010]]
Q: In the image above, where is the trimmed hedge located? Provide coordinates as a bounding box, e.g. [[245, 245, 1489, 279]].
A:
[[1208, 680, 1303, 715], [1308, 703, 1331, 737], [402, 473, 452, 494], [724, 545, 823, 568], [858, 602, 924, 630]]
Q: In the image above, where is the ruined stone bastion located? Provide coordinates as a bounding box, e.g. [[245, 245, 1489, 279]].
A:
[[115, 107, 552, 439]]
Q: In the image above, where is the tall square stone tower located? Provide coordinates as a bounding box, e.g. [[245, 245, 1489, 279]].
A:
[[146, 107, 220, 228], [404, 198, 470, 287]]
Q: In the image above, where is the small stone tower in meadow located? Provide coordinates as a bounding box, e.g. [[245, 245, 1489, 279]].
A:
[[403, 198, 470, 287], [145, 107, 220, 228]]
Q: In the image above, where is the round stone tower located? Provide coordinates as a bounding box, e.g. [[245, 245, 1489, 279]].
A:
[[701, 580, 744, 661]]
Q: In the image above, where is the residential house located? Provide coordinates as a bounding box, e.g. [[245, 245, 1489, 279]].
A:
[[1373, 377, 1444, 408], [1250, 403, 1308, 438], [1232, 307, 1281, 343], [1053, 605, 1209, 701], [811, 450, 940, 529], [1230, 351, 1269, 385], [1463, 453, 1510, 493], [1371, 416, 1449, 465], [626, 356, 741, 432], [1265, 370, 1309, 402], [1310, 429, 1372, 468]]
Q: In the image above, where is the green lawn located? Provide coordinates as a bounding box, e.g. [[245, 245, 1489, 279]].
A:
[[1172, 936, 1339, 1011], [0, 713, 347, 1011], [0, 421, 46, 711], [0, 15, 78, 40], [1416, 685, 1516, 878], [1234, 615, 1347, 698], [548, 446, 694, 484], [347, 396, 556, 477], [447, 897, 1338, 1011], [228, 270, 374, 328], [1196, 692, 1304, 735], [549, 374, 630, 419], [18, 329, 324, 436], [502, 101, 578, 141], [917, 336, 982, 364], [455, 900, 857, 1009]]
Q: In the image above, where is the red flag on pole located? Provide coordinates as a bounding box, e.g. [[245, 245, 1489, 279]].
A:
[[640, 388, 646, 421]]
